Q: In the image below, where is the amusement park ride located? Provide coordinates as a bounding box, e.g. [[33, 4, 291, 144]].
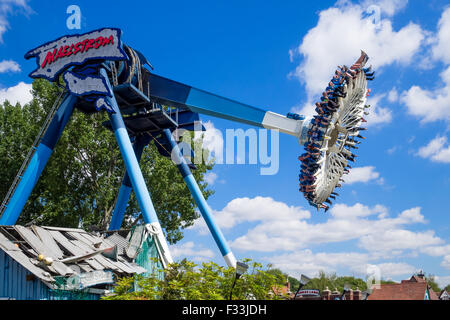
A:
[[0, 28, 373, 268]]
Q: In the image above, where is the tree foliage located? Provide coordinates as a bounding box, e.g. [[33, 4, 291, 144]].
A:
[[0, 79, 214, 243], [302, 270, 368, 292], [265, 268, 300, 291], [103, 259, 288, 300], [425, 274, 441, 293]]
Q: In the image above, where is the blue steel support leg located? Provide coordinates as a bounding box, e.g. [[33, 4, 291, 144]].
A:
[[0, 93, 78, 225], [100, 68, 167, 229], [103, 70, 173, 266], [162, 129, 237, 268], [109, 135, 151, 230]]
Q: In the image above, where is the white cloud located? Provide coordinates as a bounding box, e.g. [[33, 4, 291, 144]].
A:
[[435, 275, 450, 288], [192, 196, 311, 235], [170, 241, 215, 262], [290, 1, 425, 102], [442, 255, 450, 269], [330, 203, 388, 220], [420, 244, 450, 257], [397, 207, 426, 223], [359, 229, 442, 253], [360, 0, 409, 17], [432, 7, 450, 64], [401, 8, 450, 124], [203, 172, 218, 185], [387, 146, 397, 154], [188, 196, 449, 280], [267, 250, 415, 280], [0, 60, 20, 73], [370, 262, 416, 277], [387, 87, 399, 102], [351, 262, 416, 279], [402, 66, 450, 124], [0, 0, 31, 42], [0, 81, 33, 106], [206, 199, 436, 257], [344, 166, 381, 184], [194, 121, 224, 163], [267, 249, 370, 277], [365, 93, 393, 126], [416, 135, 450, 163]]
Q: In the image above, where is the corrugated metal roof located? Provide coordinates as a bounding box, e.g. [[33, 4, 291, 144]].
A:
[[104, 233, 129, 255], [0, 225, 151, 291]]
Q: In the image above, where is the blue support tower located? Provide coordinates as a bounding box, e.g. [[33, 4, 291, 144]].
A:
[[100, 69, 162, 227], [109, 134, 151, 230], [0, 94, 78, 225], [161, 129, 237, 268]]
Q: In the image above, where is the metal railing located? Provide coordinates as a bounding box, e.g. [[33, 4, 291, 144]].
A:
[[0, 89, 67, 218]]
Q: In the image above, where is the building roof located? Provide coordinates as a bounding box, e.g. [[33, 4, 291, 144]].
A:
[[272, 281, 293, 298], [439, 290, 449, 300], [368, 275, 439, 300], [0, 225, 148, 289]]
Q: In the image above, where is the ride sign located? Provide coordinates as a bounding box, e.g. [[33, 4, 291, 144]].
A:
[[25, 27, 127, 81], [25, 28, 128, 113], [295, 289, 320, 298]]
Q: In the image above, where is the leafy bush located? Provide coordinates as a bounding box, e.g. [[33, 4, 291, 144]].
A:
[[103, 258, 289, 300]]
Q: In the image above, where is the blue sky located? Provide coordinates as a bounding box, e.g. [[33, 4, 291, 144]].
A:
[[1, 0, 450, 288]]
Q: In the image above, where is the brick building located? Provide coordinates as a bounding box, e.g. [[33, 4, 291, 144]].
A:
[[367, 273, 439, 300]]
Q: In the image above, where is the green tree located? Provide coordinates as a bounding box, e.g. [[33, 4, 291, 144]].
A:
[[426, 274, 441, 293], [288, 276, 300, 292], [0, 79, 214, 243], [103, 258, 287, 300], [302, 270, 367, 292], [265, 268, 300, 291]]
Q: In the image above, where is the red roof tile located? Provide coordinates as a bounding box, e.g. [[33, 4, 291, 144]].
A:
[[368, 278, 439, 300]]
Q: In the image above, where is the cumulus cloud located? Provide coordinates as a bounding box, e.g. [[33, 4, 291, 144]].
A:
[[0, 59, 20, 73], [194, 120, 224, 163], [191, 196, 311, 235], [170, 241, 215, 262], [442, 255, 450, 269], [401, 66, 450, 124], [196, 198, 436, 257], [416, 135, 450, 163], [360, 0, 409, 17], [266, 249, 370, 277], [432, 7, 450, 64], [359, 229, 442, 253], [376, 262, 416, 277], [186, 196, 448, 279], [0, 0, 32, 42], [435, 275, 450, 288], [203, 172, 218, 185], [420, 244, 450, 257], [401, 8, 450, 124], [365, 94, 393, 126], [266, 249, 415, 279], [387, 87, 399, 102], [344, 166, 381, 184], [0, 81, 33, 106], [290, 1, 425, 103]]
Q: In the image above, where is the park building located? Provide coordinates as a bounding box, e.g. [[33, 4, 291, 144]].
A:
[[367, 272, 439, 300], [291, 272, 445, 300], [0, 224, 163, 300]]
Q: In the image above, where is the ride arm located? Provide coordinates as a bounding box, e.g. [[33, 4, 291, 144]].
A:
[[148, 73, 309, 142]]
